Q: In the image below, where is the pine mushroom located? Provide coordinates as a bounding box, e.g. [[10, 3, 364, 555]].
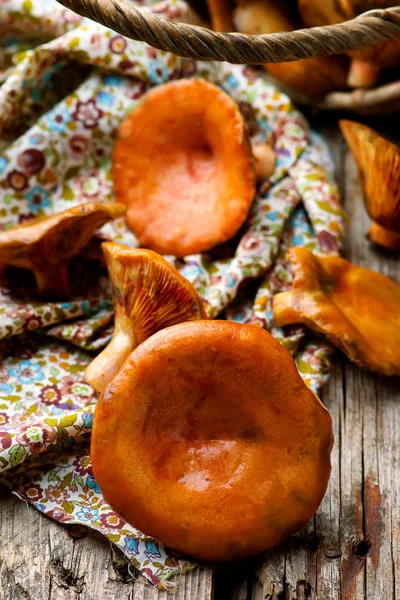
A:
[[340, 120, 400, 250], [92, 320, 333, 562], [273, 248, 400, 375], [0, 202, 126, 298], [84, 242, 207, 394]]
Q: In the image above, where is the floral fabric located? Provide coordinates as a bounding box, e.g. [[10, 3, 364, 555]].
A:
[[0, 0, 344, 588]]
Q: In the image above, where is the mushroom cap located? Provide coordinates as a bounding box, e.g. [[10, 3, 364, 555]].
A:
[[113, 78, 256, 257], [92, 320, 333, 562], [340, 120, 400, 234], [102, 242, 207, 345], [234, 0, 348, 96], [273, 248, 400, 375], [0, 202, 126, 268]]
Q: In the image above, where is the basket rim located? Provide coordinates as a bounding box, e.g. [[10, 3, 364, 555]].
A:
[[55, 0, 400, 64]]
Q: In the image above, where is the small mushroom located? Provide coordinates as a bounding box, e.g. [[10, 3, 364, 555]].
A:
[[84, 242, 207, 394], [273, 247, 400, 375], [0, 202, 126, 299]]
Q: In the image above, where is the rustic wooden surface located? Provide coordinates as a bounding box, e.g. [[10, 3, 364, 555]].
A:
[[1, 121, 399, 599]]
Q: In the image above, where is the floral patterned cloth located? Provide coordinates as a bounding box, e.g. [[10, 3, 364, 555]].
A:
[[0, 0, 344, 588]]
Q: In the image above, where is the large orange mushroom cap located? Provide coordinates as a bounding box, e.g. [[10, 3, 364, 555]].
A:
[[113, 78, 256, 257], [273, 248, 400, 375], [85, 243, 206, 394], [92, 320, 333, 562]]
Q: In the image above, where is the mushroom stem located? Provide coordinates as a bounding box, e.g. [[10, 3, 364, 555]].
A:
[[252, 143, 276, 182], [34, 263, 70, 299], [206, 0, 234, 31], [347, 60, 379, 89], [85, 313, 136, 394], [273, 291, 303, 327], [368, 222, 400, 250]]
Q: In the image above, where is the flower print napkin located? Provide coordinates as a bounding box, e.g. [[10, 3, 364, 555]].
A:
[[0, 0, 344, 588]]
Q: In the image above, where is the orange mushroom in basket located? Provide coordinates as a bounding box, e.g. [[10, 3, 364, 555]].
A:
[[92, 320, 333, 562], [84, 242, 206, 393], [340, 120, 400, 250], [113, 78, 256, 257], [273, 248, 400, 375], [0, 202, 126, 298], [298, 0, 400, 88], [232, 0, 348, 97]]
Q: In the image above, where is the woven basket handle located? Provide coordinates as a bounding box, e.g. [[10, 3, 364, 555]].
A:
[[55, 0, 400, 64]]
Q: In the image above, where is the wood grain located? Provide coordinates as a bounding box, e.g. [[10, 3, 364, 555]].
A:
[[1, 122, 399, 599], [0, 486, 214, 600]]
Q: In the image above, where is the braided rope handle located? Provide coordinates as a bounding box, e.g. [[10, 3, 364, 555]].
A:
[[56, 0, 400, 64]]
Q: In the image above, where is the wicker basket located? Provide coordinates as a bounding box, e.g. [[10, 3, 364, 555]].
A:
[[56, 0, 400, 114]]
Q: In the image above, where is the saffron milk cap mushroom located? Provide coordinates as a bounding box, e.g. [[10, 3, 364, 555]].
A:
[[0, 202, 126, 298], [340, 120, 400, 250], [112, 78, 256, 257], [84, 242, 207, 394], [91, 320, 334, 562], [273, 247, 400, 375]]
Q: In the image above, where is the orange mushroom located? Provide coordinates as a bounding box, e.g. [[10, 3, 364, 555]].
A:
[[298, 0, 400, 88], [340, 120, 400, 250], [85, 242, 206, 393], [113, 78, 256, 257], [273, 247, 400, 375], [92, 320, 333, 562], [0, 202, 126, 298], [206, 0, 235, 31], [233, 0, 348, 97]]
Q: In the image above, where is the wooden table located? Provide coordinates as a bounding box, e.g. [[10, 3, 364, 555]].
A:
[[1, 120, 399, 600]]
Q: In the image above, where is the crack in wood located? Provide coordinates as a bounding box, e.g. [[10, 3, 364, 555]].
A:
[[49, 555, 85, 593]]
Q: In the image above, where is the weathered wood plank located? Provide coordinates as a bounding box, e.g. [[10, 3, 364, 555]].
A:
[[333, 152, 367, 600], [0, 486, 213, 600], [317, 362, 342, 600], [391, 389, 400, 600], [342, 146, 399, 600]]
